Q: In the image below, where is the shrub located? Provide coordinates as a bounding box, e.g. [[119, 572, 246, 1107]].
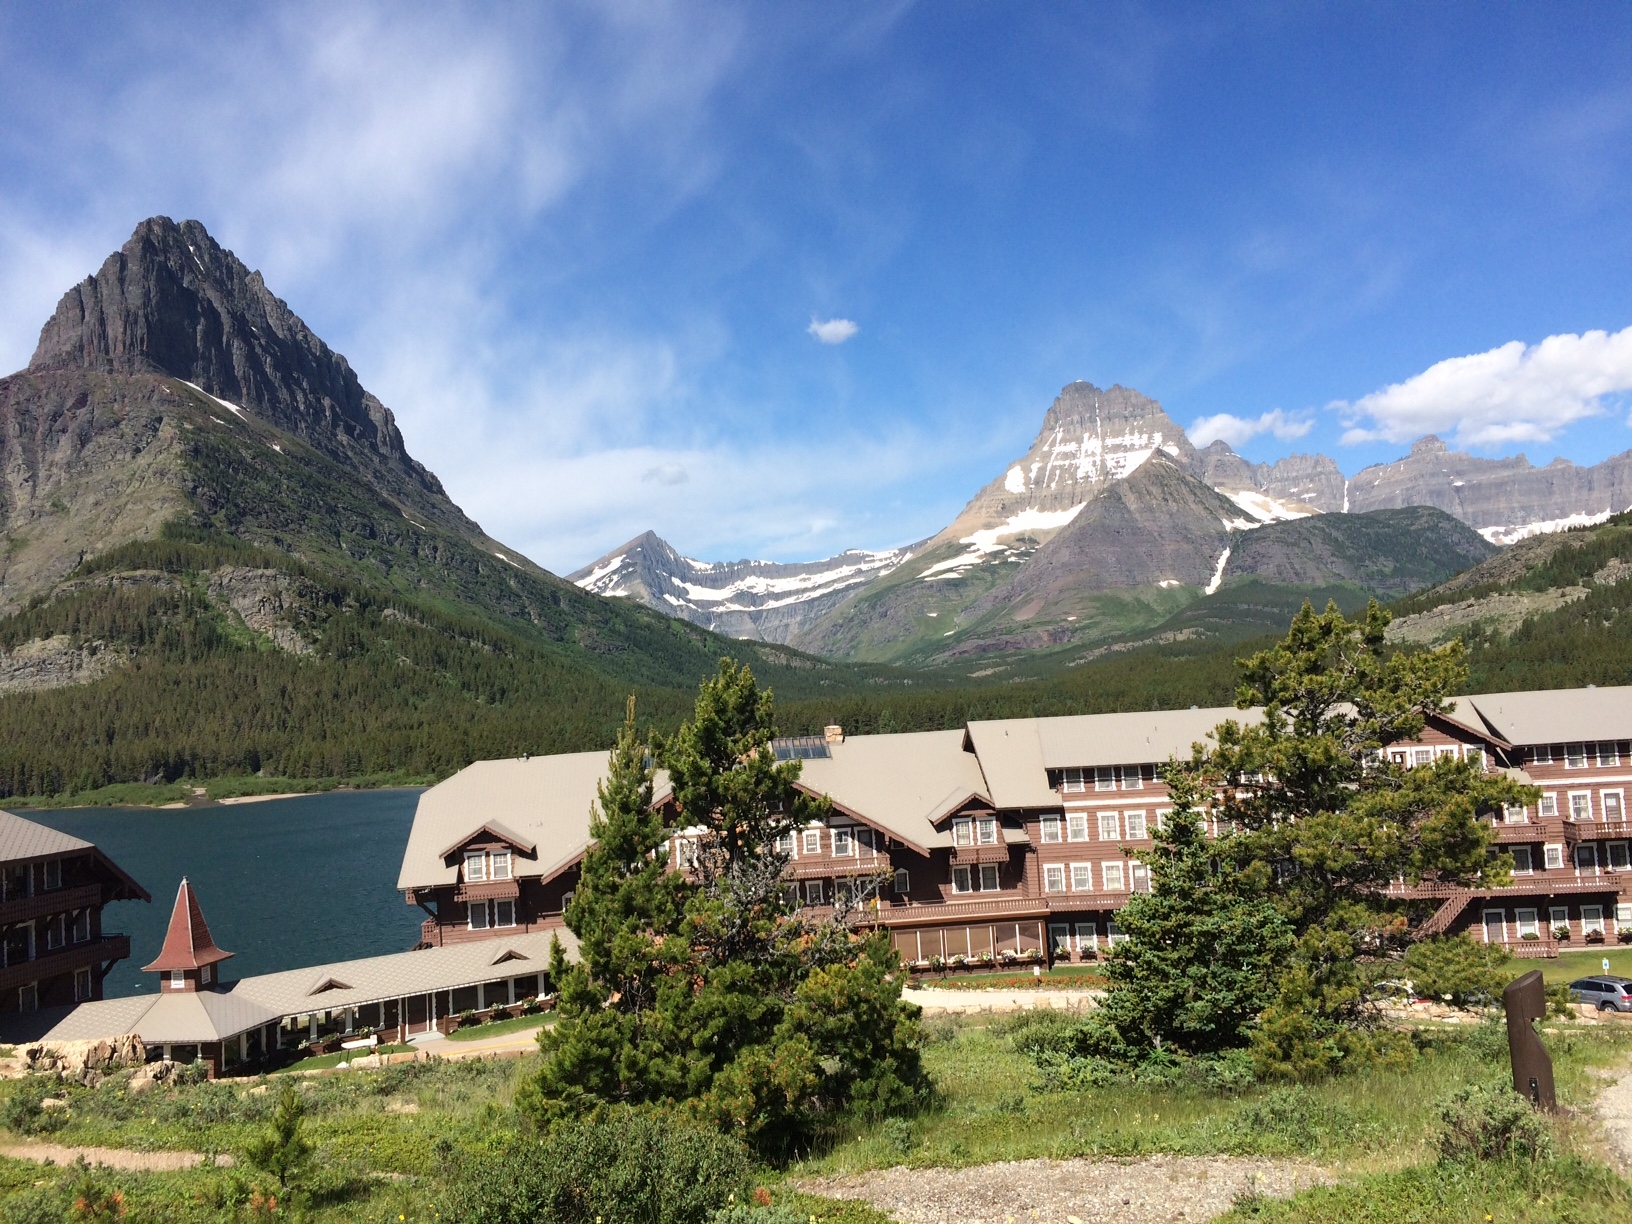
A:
[[1436, 1082, 1553, 1163], [881, 1116, 914, 1155], [440, 1105, 750, 1224], [1, 1079, 67, 1136], [241, 1083, 313, 1191], [712, 1207, 807, 1224], [0, 1186, 64, 1224], [1402, 936, 1513, 1007]]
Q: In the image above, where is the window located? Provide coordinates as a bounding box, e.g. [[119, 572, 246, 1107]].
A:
[[1483, 909, 1506, 943], [832, 828, 854, 857], [1612, 842, 1631, 871], [1577, 844, 1599, 871], [1043, 864, 1066, 893], [1619, 903, 1632, 925], [72, 910, 90, 943], [1103, 862, 1126, 891], [73, 968, 91, 1002], [1071, 863, 1093, 891], [1550, 906, 1570, 930], [1049, 923, 1072, 954], [1120, 766, 1143, 791], [676, 839, 700, 869], [1570, 792, 1593, 821], [1040, 816, 1062, 844], [2, 865, 28, 901], [1124, 812, 1148, 840], [1539, 795, 1558, 818], [1567, 743, 1588, 768], [561, 890, 574, 912], [494, 900, 516, 928], [1154, 810, 1170, 831], [468, 903, 489, 931], [804, 879, 827, 905], [1130, 861, 1150, 892], [1098, 812, 1119, 841], [952, 866, 973, 894], [42, 860, 60, 890], [1107, 921, 1128, 946], [1606, 792, 1626, 823], [1464, 746, 1485, 769], [1094, 767, 1116, 792], [17, 983, 36, 1013], [1584, 905, 1606, 935], [1412, 747, 1433, 767], [952, 819, 973, 847], [1067, 813, 1089, 842], [1074, 922, 1098, 950], [1544, 844, 1565, 869], [1532, 745, 1554, 765], [1061, 767, 1086, 793], [803, 828, 822, 856], [1601, 743, 1622, 767], [1516, 908, 1540, 938], [977, 817, 998, 846], [44, 915, 63, 951], [1503, 804, 1527, 824], [774, 832, 795, 856], [170, 969, 186, 990], [1510, 846, 1533, 874], [894, 869, 910, 894], [464, 853, 486, 883], [979, 864, 1000, 891], [489, 852, 511, 880], [201, 963, 211, 985]]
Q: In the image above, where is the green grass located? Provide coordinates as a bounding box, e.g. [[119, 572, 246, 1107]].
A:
[[907, 964, 1107, 989], [446, 1013, 550, 1041], [1542, 946, 1632, 983], [277, 1043, 415, 1072]]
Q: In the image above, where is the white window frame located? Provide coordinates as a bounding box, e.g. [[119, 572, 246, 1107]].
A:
[[1098, 812, 1119, 841], [494, 899, 516, 928], [1583, 905, 1606, 935], [1094, 767, 1116, 792], [1577, 843, 1599, 872], [1071, 863, 1093, 892], [976, 817, 998, 846], [1120, 766, 1143, 791], [1067, 813, 1090, 842], [1532, 745, 1554, 765], [1503, 804, 1528, 824], [952, 819, 973, 847], [1605, 791, 1626, 823], [468, 901, 490, 931], [44, 915, 63, 951], [893, 869, 910, 894], [1618, 903, 1632, 925], [464, 852, 486, 883], [952, 866, 973, 894], [1049, 923, 1072, 954], [1130, 861, 1150, 892], [832, 828, 854, 857], [1539, 794, 1558, 819], [803, 879, 827, 906], [1411, 747, 1433, 766], [802, 827, 822, 856], [1510, 846, 1533, 874], [42, 860, 61, 891], [73, 967, 91, 1002], [1040, 816, 1062, 844], [1549, 905, 1570, 931], [1611, 841, 1631, 871], [1483, 908, 1507, 943], [1516, 908, 1540, 939], [170, 969, 186, 990], [489, 851, 512, 881], [979, 863, 1000, 892], [201, 963, 212, 985], [1569, 791, 1593, 821], [1102, 861, 1126, 891], [1124, 811, 1148, 840], [1061, 767, 1086, 794], [774, 831, 795, 857], [1464, 745, 1485, 770], [1544, 843, 1565, 870], [1074, 921, 1098, 950], [1043, 864, 1066, 893], [1566, 743, 1588, 769], [1600, 742, 1622, 767], [1154, 810, 1170, 830], [676, 838, 700, 869], [1106, 920, 1128, 946], [71, 909, 90, 943]]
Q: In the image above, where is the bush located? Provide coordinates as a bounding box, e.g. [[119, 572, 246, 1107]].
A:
[[440, 1105, 750, 1224], [713, 1207, 807, 1224], [1, 1080, 67, 1136], [1402, 936, 1513, 1008], [1436, 1081, 1553, 1163], [0, 1186, 64, 1224]]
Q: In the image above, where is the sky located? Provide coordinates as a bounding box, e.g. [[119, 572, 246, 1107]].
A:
[[1, 4, 1631, 573]]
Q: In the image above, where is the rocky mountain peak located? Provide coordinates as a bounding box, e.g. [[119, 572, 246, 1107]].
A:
[[1410, 436, 1449, 455], [29, 216, 449, 510]]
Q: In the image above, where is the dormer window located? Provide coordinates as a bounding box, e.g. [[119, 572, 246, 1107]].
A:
[[976, 818, 998, 846], [465, 853, 487, 882], [490, 852, 511, 881], [952, 819, 973, 847]]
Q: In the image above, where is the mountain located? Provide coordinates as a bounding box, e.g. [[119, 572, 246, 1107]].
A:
[[1346, 435, 1632, 544], [567, 530, 919, 644], [0, 218, 877, 798]]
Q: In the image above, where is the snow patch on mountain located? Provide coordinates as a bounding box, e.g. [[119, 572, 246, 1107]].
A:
[[1008, 425, 1175, 496], [1204, 547, 1231, 595], [576, 553, 629, 592], [1479, 509, 1621, 546], [920, 503, 1088, 581], [1219, 488, 1314, 524]]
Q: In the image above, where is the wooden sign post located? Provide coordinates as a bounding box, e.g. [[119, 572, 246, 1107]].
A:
[[1502, 970, 1556, 1110]]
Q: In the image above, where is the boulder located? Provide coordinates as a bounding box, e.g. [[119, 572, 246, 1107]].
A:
[[22, 1035, 145, 1086]]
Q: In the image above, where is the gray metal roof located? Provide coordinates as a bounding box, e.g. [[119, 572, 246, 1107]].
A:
[[0, 810, 93, 862], [796, 730, 990, 852], [1464, 686, 1632, 748]]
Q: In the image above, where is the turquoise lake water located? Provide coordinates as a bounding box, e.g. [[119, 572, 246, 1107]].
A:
[[24, 789, 425, 999]]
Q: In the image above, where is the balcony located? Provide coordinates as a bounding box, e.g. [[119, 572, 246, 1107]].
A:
[[1571, 821, 1632, 842], [454, 879, 519, 903], [0, 884, 102, 927], [885, 895, 1050, 922], [950, 843, 1011, 865], [0, 935, 129, 992]]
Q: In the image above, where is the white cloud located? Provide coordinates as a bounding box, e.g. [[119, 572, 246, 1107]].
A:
[[807, 317, 858, 345], [642, 463, 689, 485], [1337, 326, 1632, 447], [1186, 408, 1312, 449]]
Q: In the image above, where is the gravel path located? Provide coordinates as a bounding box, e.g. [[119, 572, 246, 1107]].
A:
[[901, 989, 1098, 1013], [0, 1141, 234, 1171], [799, 1155, 1328, 1224], [1593, 1060, 1632, 1170]]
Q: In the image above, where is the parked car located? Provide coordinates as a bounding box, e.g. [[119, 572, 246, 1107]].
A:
[[1567, 976, 1632, 1011]]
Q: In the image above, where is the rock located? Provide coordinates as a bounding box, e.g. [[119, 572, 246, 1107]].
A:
[[22, 1035, 145, 1085], [0, 634, 125, 695]]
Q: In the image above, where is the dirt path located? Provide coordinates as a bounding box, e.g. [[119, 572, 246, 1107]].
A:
[[799, 1155, 1328, 1224], [0, 1141, 234, 1171], [902, 989, 1098, 1014], [1593, 1060, 1632, 1170]]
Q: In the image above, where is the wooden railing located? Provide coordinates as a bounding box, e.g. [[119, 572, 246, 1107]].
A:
[[0, 934, 128, 991], [0, 884, 102, 927]]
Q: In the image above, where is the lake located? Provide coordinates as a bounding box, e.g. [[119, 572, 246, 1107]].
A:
[[24, 790, 425, 999]]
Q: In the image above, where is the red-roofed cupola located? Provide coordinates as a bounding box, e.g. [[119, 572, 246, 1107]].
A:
[[142, 878, 232, 992]]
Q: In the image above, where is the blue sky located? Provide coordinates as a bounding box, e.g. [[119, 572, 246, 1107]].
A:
[[2, 3, 1631, 571]]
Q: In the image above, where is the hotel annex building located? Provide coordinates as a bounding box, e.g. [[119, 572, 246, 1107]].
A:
[[397, 685, 1632, 966]]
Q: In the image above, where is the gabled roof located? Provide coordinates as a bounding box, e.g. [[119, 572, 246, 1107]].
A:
[[1463, 686, 1632, 748], [795, 730, 990, 853], [437, 820, 538, 860], [0, 811, 150, 901], [142, 879, 232, 972]]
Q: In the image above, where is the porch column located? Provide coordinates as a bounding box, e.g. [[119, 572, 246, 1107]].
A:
[[239, 1032, 248, 1062], [507, 978, 516, 1005], [478, 983, 486, 1011], [308, 1014, 317, 1042]]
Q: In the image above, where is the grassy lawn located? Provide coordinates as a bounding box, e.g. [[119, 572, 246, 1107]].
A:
[[907, 964, 1107, 990], [446, 1013, 549, 1041], [1542, 946, 1632, 983], [278, 1042, 416, 1072]]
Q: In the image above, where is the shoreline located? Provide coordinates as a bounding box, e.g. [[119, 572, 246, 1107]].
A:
[[4, 782, 430, 813]]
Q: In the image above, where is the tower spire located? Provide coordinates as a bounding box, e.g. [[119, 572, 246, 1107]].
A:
[[142, 878, 232, 991]]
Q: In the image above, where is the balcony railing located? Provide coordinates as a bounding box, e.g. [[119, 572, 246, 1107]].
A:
[[0, 883, 102, 927], [0, 934, 129, 992]]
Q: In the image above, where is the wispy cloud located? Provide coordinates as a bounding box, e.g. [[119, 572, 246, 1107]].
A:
[[807, 317, 858, 344], [1337, 326, 1632, 447], [642, 462, 689, 485], [1187, 408, 1311, 449]]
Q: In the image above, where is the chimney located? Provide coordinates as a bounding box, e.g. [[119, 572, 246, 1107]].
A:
[[824, 725, 844, 745]]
